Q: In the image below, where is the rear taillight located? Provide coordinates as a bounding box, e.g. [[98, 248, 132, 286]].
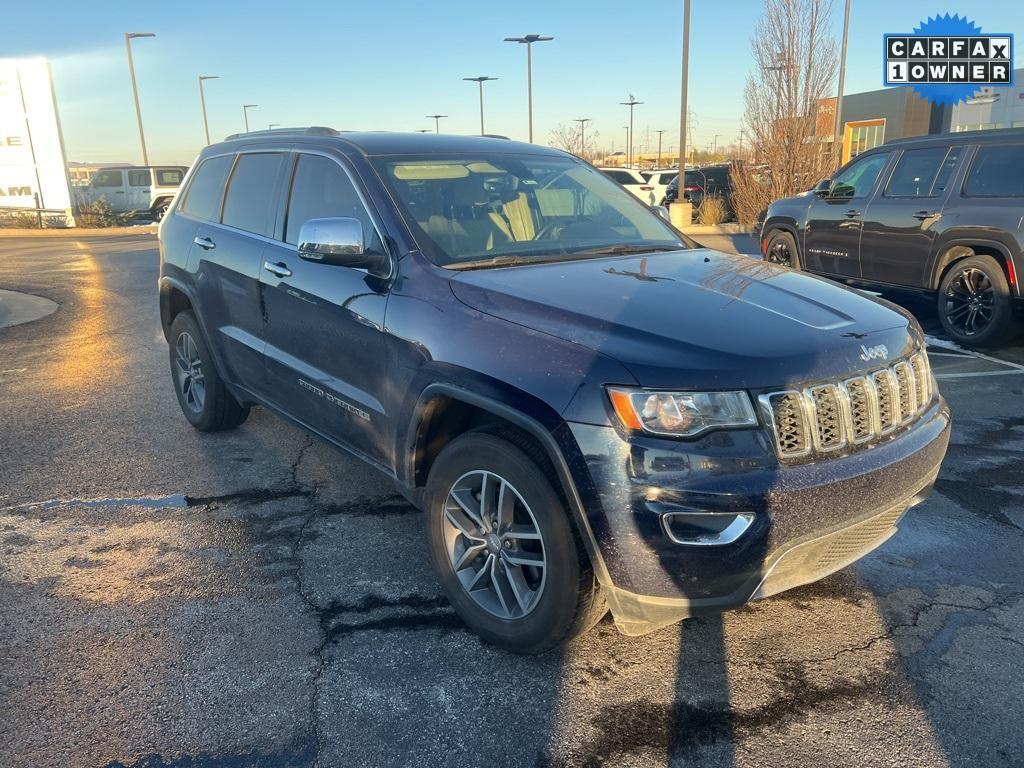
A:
[[684, 184, 702, 192], [640, 185, 654, 191]]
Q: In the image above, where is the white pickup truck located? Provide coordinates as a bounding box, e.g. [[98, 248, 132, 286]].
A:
[[76, 165, 187, 220]]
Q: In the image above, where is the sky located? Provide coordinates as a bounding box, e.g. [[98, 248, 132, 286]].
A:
[[2, 0, 1022, 165]]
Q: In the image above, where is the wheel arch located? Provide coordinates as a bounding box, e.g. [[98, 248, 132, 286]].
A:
[[932, 236, 1020, 297], [159, 276, 197, 342], [759, 217, 800, 258]]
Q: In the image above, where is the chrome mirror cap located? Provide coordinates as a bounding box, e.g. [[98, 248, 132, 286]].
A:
[[297, 217, 364, 262]]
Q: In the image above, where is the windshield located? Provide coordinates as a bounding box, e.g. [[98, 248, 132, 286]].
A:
[[370, 153, 691, 267]]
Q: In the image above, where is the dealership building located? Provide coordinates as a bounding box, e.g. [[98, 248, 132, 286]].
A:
[[820, 67, 1024, 163]]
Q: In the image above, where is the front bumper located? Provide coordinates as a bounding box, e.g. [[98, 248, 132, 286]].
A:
[[564, 398, 950, 635]]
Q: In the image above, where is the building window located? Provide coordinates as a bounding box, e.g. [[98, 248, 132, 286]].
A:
[[842, 119, 886, 163]]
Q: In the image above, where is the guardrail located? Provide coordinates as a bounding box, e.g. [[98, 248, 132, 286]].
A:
[[0, 194, 74, 229]]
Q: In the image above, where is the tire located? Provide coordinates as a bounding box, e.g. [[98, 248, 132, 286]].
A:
[[764, 229, 800, 269], [168, 311, 250, 431], [938, 254, 1018, 347], [153, 200, 170, 221], [425, 430, 606, 654]]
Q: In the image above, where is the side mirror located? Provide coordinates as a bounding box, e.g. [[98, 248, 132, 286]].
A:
[[651, 205, 671, 222], [297, 217, 388, 273], [813, 178, 832, 197]]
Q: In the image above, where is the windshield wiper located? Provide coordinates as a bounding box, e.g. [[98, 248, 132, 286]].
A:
[[448, 254, 553, 270], [570, 244, 686, 257]]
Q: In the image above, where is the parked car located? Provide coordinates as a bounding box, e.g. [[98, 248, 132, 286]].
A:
[[598, 167, 656, 205], [77, 165, 187, 220], [664, 165, 734, 212], [641, 170, 677, 207], [159, 128, 949, 653], [762, 128, 1024, 346]]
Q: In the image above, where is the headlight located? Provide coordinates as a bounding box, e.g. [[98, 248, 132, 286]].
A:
[[607, 388, 757, 438]]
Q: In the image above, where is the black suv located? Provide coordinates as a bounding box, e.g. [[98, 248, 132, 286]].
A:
[[762, 128, 1024, 346], [159, 129, 949, 653]]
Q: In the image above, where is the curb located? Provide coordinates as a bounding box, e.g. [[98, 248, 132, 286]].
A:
[[679, 224, 753, 235], [0, 225, 157, 238]]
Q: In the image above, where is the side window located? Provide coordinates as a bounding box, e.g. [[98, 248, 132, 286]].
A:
[[181, 155, 233, 221], [603, 170, 634, 185], [930, 147, 963, 194], [285, 154, 384, 253], [93, 170, 123, 188], [964, 145, 1024, 197], [221, 153, 286, 237], [830, 153, 890, 199], [128, 170, 150, 187], [884, 147, 949, 197], [155, 168, 184, 187]]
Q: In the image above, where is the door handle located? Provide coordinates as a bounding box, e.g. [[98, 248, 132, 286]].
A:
[[263, 260, 292, 278], [193, 236, 216, 250], [913, 210, 941, 221], [844, 209, 862, 218]]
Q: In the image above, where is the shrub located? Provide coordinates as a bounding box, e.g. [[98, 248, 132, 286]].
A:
[[0, 210, 43, 229], [75, 198, 134, 228], [698, 195, 728, 226]]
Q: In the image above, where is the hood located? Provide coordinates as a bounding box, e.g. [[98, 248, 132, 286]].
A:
[[449, 249, 920, 390]]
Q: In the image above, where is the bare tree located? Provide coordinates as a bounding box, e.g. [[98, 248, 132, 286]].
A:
[[730, 0, 838, 226], [548, 123, 601, 163]]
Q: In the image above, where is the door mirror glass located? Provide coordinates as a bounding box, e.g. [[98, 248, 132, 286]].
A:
[[298, 217, 386, 272]]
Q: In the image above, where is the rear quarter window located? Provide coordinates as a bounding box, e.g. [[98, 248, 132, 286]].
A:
[[603, 170, 638, 185], [964, 145, 1024, 197], [155, 168, 184, 187], [181, 155, 233, 221]]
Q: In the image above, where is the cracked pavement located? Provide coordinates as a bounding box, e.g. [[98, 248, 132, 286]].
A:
[[1, 233, 1023, 767]]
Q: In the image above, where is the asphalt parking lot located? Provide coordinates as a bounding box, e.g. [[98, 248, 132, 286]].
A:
[[1, 232, 1023, 768]]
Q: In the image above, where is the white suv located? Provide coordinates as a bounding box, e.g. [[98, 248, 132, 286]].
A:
[[77, 166, 187, 220], [642, 170, 677, 206], [598, 167, 655, 205]]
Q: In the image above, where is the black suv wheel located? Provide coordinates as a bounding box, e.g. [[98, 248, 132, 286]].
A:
[[938, 255, 1018, 347], [169, 311, 250, 431], [425, 430, 606, 654], [764, 229, 800, 269]]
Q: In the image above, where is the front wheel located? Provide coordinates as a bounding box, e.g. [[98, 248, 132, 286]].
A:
[[152, 200, 170, 221], [425, 431, 605, 654], [938, 255, 1018, 347], [764, 229, 800, 269]]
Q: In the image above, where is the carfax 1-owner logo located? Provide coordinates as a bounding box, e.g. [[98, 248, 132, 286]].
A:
[[884, 13, 1013, 104]]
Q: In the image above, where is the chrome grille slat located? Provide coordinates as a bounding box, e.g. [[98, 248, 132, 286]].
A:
[[762, 351, 934, 461]]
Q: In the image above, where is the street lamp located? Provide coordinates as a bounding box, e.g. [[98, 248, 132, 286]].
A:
[[198, 75, 218, 145], [463, 77, 497, 136], [426, 114, 447, 133], [243, 104, 258, 133], [655, 129, 666, 168], [678, 0, 691, 180], [620, 95, 642, 167], [713, 133, 722, 156], [503, 34, 553, 142], [623, 126, 629, 161], [832, 0, 852, 162], [124, 32, 155, 165], [573, 118, 590, 158]]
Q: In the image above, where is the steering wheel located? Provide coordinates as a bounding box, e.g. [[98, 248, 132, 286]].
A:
[[533, 216, 595, 241]]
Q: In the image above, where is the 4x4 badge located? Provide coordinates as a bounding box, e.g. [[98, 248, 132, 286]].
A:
[[860, 344, 889, 362]]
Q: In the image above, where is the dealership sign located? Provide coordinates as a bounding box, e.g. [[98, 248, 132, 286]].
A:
[[884, 14, 1014, 105], [0, 58, 73, 214]]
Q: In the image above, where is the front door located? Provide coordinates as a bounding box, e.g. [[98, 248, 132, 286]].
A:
[[859, 145, 964, 288], [89, 168, 127, 210], [260, 152, 391, 467], [803, 151, 892, 278]]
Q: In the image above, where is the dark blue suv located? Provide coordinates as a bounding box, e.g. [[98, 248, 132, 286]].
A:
[[159, 128, 950, 653]]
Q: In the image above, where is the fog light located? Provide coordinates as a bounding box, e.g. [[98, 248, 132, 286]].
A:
[[660, 510, 755, 546]]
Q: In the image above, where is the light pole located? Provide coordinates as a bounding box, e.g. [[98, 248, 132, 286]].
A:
[[620, 95, 642, 167], [503, 34, 553, 142], [426, 114, 447, 133], [712, 133, 722, 157], [463, 77, 497, 135], [124, 32, 155, 165], [198, 75, 218, 145], [573, 118, 590, 158], [678, 0, 691, 181], [655, 129, 666, 167], [243, 104, 258, 133], [268, 123, 280, 130], [832, 0, 852, 162], [623, 126, 629, 162]]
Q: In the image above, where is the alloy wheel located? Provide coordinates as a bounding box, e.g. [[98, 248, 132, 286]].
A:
[[766, 238, 794, 267], [442, 470, 547, 619], [174, 331, 206, 413], [943, 266, 995, 337]]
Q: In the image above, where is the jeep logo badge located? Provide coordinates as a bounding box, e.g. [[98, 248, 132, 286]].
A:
[[860, 344, 889, 362]]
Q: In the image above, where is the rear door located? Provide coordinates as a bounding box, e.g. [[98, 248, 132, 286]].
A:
[[259, 151, 392, 466], [126, 169, 152, 211], [860, 145, 964, 287], [803, 151, 892, 277], [181, 152, 281, 391]]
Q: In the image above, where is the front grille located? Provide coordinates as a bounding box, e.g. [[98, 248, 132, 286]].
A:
[[759, 352, 933, 461]]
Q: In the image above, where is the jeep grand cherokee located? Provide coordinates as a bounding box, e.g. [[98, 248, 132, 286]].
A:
[[158, 128, 950, 653]]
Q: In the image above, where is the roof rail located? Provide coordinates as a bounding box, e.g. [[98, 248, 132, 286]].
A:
[[222, 126, 341, 141]]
